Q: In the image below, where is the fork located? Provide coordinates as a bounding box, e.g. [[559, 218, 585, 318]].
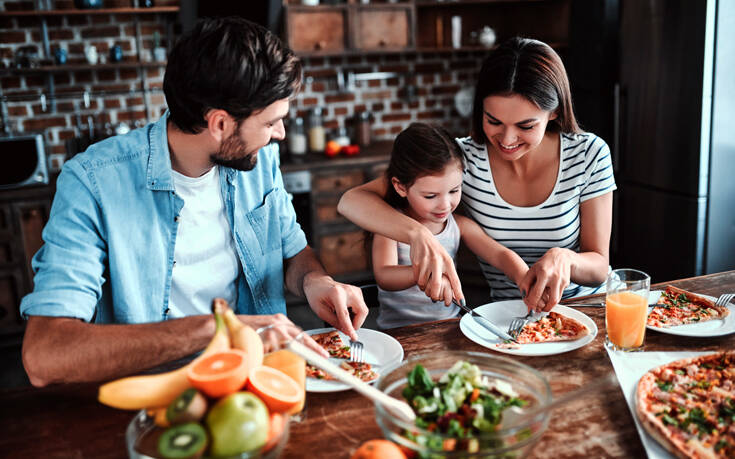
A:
[[508, 310, 534, 338], [349, 339, 365, 363], [716, 293, 734, 307]]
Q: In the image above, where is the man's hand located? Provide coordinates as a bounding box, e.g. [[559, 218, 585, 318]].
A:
[[408, 226, 464, 304], [238, 313, 328, 358], [302, 272, 368, 341]]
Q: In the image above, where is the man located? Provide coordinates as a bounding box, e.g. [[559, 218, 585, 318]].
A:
[[20, 17, 368, 387]]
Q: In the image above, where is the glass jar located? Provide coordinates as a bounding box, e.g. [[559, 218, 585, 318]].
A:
[[354, 111, 371, 146], [307, 108, 326, 153], [333, 126, 350, 147], [287, 116, 307, 156]]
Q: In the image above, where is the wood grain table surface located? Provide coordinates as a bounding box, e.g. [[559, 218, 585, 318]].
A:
[[1, 271, 733, 458]]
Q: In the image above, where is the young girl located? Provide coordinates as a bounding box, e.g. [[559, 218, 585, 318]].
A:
[[340, 37, 615, 313], [373, 123, 528, 329]]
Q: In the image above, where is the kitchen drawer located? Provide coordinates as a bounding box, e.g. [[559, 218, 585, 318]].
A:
[[318, 230, 368, 276], [315, 197, 347, 225], [285, 8, 348, 54], [312, 170, 365, 194], [354, 6, 413, 50]]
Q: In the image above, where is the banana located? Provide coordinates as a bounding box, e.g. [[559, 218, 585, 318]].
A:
[[98, 306, 230, 410], [219, 300, 265, 372]]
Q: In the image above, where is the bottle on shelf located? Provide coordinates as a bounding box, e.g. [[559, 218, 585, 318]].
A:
[[287, 116, 307, 156], [307, 107, 326, 153]]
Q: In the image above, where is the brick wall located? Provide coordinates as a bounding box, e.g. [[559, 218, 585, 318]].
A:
[[293, 51, 485, 146], [0, 0, 176, 156], [1, 0, 485, 159]]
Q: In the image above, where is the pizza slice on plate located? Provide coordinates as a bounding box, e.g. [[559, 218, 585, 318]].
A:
[[513, 311, 589, 345], [311, 330, 351, 359], [306, 361, 378, 383], [636, 351, 735, 459], [647, 285, 729, 328]]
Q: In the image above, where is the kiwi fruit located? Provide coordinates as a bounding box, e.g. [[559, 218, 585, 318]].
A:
[[157, 422, 208, 459], [166, 388, 208, 424]]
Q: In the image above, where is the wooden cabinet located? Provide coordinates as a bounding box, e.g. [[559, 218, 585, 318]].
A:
[[283, 1, 414, 55], [282, 141, 391, 283], [281, 0, 569, 56], [0, 188, 52, 341]]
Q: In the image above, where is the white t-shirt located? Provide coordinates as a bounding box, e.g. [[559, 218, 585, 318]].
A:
[[457, 132, 617, 301], [377, 213, 461, 329], [168, 166, 240, 317]]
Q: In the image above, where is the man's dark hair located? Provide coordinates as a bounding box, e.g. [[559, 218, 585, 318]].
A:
[[164, 16, 302, 134], [470, 37, 581, 144]]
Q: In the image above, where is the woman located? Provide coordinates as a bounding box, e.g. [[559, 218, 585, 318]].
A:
[[338, 37, 616, 312]]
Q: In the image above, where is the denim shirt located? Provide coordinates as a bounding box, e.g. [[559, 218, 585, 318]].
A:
[[20, 114, 307, 324]]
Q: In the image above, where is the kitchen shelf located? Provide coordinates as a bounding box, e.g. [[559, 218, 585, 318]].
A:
[[415, 0, 547, 6], [0, 7, 179, 17], [0, 61, 166, 76]]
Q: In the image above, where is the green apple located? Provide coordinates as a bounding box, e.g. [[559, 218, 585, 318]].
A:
[[205, 391, 269, 457]]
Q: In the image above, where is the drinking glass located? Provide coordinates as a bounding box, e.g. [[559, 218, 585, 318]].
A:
[[605, 268, 650, 351], [257, 326, 307, 422]]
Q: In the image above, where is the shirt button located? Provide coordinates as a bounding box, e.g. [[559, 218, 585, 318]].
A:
[[164, 308, 170, 314], [173, 260, 177, 267], [174, 215, 180, 222]]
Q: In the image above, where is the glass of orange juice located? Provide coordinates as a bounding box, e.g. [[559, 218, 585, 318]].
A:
[[257, 327, 307, 422], [605, 268, 650, 351]]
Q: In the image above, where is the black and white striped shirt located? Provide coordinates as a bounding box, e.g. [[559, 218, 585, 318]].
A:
[[457, 132, 617, 301]]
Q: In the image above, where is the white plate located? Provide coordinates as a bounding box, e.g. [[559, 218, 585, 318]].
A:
[[646, 290, 735, 337], [304, 327, 404, 393], [459, 300, 597, 356]]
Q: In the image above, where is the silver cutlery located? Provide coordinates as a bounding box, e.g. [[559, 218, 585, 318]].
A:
[[715, 293, 734, 307], [349, 339, 365, 363], [453, 299, 517, 342]]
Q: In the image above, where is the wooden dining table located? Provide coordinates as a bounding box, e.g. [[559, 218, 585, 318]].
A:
[[1, 271, 733, 458]]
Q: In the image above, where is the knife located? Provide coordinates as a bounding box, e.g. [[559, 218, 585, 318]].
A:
[[564, 302, 667, 308], [453, 299, 518, 343]]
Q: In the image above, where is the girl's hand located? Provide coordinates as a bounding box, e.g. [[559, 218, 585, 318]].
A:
[[408, 226, 464, 304], [518, 247, 572, 312]]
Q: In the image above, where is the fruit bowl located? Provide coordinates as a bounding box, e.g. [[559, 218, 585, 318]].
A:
[[374, 350, 551, 457], [125, 409, 289, 459]]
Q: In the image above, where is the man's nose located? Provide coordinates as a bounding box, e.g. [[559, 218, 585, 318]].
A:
[[272, 120, 285, 141]]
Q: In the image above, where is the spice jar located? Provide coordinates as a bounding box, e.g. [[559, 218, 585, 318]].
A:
[[307, 107, 326, 153], [333, 126, 350, 147], [287, 116, 307, 156], [354, 111, 372, 146]]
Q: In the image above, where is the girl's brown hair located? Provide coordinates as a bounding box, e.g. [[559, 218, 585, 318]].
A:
[[470, 37, 581, 144], [384, 123, 464, 210]]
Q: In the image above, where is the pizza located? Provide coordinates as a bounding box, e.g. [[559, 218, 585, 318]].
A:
[[636, 351, 735, 459], [513, 311, 589, 344], [647, 286, 729, 328], [306, 361, 378, 383], [310, 330, 351, 359]]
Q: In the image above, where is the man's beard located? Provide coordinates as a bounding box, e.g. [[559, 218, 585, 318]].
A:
[[210, 130, 258, 171]]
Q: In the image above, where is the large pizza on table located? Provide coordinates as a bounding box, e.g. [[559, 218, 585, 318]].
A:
[[647, 285, 729, 328], [636, 351, 735, 459]]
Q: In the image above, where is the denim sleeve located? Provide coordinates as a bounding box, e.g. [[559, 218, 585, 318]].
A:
[[20, 160, 107, 322], [269, 144, 307, 259]]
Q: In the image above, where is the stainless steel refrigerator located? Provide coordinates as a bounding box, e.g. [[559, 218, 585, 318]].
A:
[[614, 0, 735, 282]]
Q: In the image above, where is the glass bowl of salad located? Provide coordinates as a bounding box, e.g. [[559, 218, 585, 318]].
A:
[[374, 350, 552, 457]]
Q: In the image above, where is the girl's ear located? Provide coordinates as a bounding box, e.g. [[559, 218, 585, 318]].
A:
[[549, 110, 558, 121], [391, 177, 408, 198]]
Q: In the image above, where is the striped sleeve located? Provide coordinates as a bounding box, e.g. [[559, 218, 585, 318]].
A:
[[580, 136, 616, 202]]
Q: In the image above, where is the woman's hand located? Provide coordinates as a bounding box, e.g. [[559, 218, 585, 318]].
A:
[[408, 226, 464, 304], [518, 247, 573, 312]]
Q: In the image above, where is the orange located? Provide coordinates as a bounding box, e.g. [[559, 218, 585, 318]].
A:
[[245, 366, 303, 414], [351, 439, 407, 459], [263, 412, 287, 452], [325, 140, 341, 156], [263, 349, 306, 414], [186, 349, 250, 398]]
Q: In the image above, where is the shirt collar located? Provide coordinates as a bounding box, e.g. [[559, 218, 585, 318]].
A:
[[146, 111, 175, 191]]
